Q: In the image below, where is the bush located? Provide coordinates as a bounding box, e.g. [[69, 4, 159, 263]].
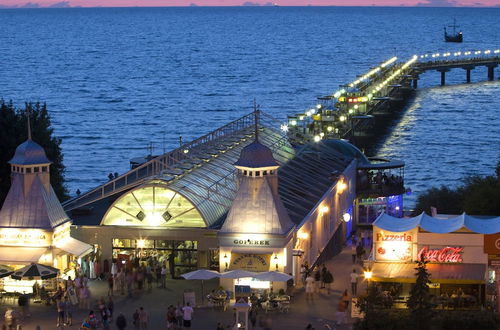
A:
[[354, 309, 500, 330]]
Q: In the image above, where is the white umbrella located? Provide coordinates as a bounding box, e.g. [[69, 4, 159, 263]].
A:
[[254, 271, 292, 282], [181, 269, 220, 304], [181, 269, 220, 280], [220, 269, 257, 279]]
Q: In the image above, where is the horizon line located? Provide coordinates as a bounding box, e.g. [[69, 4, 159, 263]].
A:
[[1, 5, 499, 8]]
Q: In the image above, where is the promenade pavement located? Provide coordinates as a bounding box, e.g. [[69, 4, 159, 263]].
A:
[[1, 243, 367, 330]]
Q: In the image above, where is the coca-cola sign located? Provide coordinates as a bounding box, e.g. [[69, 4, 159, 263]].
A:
[[417, 246, 463, 263]]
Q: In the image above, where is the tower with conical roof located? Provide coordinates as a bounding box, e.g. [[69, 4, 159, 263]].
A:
[[220, 110, 294, 235], [0, 112, 69, 229]]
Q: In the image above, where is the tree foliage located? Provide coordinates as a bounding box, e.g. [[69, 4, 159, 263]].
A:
[[0, 100, 68, 205], [407, 259, 434, 330], [414, 161, 500, 216]]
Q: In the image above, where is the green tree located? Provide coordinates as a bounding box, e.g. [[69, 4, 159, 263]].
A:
[[0, 100, 68, 205], [413, 186, 464, 215], [407, 259, 433, 330], [462, 174, 500, 215], [414, 160, 500, 216]]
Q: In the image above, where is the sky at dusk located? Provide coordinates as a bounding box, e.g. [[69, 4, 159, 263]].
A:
[[1, 0, 500, 8]]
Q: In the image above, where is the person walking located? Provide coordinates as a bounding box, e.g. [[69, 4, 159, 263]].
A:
[[182, 302, 194, 329], [108, 296, 114, 321], [176, 303, 184, 329], [351, 242, 357, 264], [138, 306, 149, 330], [335, 300, 347, 326], [305, 273, 315, 300], [132, 309, 140, 330], [4, 307, 18, 330], [108, 274, 114, 296], [116, 313, 127, 330], [166, 305, 176, 329], [56, 298, 65, 327], [320, 264, 327, 289], [341, 289, 350, 309], [350, 269, 359, 296], [161, 265, 167, 288], [64, 296, 73, 326]]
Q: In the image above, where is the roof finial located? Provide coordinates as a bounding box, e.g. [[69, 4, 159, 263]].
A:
[[26, 105, 32, 140], [253, 98, 259, 141]]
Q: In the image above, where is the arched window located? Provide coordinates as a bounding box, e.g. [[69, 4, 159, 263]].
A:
[[101, 182, 205, 228]]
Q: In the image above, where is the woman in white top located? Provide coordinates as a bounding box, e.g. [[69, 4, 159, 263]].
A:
[[305, 274, 315, 300]]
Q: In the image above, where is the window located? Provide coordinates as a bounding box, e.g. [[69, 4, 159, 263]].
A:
[[102, 183, 205, 228], [256, 171, 260, 177], [42, 166, 47, 172], [263, 171, 267, 176], [244, 170, 247, 176], [26, 168, 32, 173], [34, 167, 39, 173]]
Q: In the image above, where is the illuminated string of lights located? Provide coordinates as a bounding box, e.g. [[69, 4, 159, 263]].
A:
[[370, 55, 418, 95], [419, 49, 500, 59], [332, 56, 398, 98]]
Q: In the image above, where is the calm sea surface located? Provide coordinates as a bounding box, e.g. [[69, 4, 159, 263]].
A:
[[1, 7, 499, 207]]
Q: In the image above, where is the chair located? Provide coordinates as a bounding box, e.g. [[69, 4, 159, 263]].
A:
[[279, 300, 290, 313]]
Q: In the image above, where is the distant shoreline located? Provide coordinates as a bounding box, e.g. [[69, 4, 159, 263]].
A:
[[1, 6, 499, 10]]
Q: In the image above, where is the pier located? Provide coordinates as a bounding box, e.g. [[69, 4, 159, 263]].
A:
[[286, 49, 500, 149]]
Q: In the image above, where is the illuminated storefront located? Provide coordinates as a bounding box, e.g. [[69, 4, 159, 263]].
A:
[[368, 212, 500, 307]]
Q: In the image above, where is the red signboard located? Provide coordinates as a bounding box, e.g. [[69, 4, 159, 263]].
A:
[[417, 246, 463, 263]]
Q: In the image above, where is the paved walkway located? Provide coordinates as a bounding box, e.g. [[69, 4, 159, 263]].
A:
[[0, 244, 367, 330]]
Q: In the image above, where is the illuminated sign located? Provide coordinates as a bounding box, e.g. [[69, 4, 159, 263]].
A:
[[233, 239, 270, 246], [374, 228, 416, 262], [230, 253, 271, 272], [376, 232, 413, 242], [0, 228, 51, 247], [417, 246, 463, 263], [52, 223, 71, 245]]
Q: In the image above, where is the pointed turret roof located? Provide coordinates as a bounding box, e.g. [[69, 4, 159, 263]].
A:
[[9, 139, 51, 165], [234, 141, 279, 168], [220, 175, 294, 235], [0, 175, 69, 229]]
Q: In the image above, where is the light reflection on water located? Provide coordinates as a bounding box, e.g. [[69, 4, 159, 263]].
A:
[[376, 81, 500, 208]]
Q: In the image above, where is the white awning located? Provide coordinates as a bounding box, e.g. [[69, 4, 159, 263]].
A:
[[54, 237, 92, 258], [0, 247, 47, 264]]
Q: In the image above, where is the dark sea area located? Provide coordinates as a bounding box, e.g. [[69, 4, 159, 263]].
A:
[[0, 7, 499, 208]]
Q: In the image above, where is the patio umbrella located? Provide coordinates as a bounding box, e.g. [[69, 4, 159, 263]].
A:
[[253, 271, 292, 282], [0, 265, 13, 278], [181, 269, 221, 304], [181, 269, 220, 280], [220, 269, 257, 279], [11, 263, 59, 280]]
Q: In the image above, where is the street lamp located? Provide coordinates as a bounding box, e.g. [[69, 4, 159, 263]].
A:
[[274, 254, 279, 271], [223, 253, 228, 271]]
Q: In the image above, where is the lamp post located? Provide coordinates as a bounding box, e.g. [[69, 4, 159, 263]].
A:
[[274, 254, 279, 271], [223, 253, 228, 271], [364, 269, 373, 293]]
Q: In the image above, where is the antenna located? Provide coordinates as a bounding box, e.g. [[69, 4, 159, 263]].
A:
[[148, 142, 153, 156], [26, 105, 32, 140], [253, 99, 259, 141]]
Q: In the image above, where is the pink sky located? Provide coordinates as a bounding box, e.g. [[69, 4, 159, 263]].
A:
[[1, 0, 499, 7]]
